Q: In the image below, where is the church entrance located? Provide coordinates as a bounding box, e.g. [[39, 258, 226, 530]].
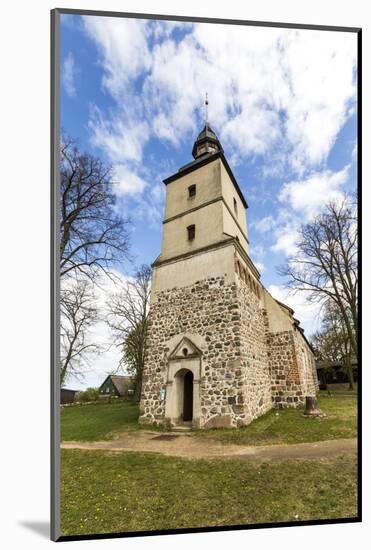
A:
[[183, 370, 194, 421], [165, 337, 202, 428]]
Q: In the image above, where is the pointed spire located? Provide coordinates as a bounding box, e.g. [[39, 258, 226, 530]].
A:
[[192, 94, 223, 159], [205, 92, 209, 125]]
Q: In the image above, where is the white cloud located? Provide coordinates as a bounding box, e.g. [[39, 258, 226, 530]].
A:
[[150, 183, 165, 204], [282, 31, 356, 173], [83, 17, 152, 166], [249, 244, 266, 273], [83, 16, 151, 99], [271, 165, 350, 256], [143, 23, 355, 169], [222, 103, 281, 156], [271, 229, 299, 257], [267, 284, 323, 336], [113, 164, 147, 196], [81, 18, 356, 187], [254, 215, 275, 233], [249, 243, 265, 259], [89, 105, 149, 164], [149, 20, 191, 41], [279, 166, 349, 220], [62, 51, 77, 97], [254, 261, 265, 273]]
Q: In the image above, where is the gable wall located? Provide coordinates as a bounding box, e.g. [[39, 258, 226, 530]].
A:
[[99, 378, 120, 396]]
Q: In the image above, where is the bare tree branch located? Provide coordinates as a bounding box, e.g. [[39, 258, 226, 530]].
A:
[[279, 195, 358, 358], [60, 276, 102, 386], [60, 135, 132, 280]]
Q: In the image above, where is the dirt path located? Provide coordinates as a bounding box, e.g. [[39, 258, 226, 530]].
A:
[[61, 432, 357, 462]]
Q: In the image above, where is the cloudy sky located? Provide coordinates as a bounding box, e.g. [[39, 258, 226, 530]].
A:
[[60, 14, 357, 389]]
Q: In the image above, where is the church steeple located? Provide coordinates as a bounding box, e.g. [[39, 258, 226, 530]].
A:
[[192, 94, 223, 159]]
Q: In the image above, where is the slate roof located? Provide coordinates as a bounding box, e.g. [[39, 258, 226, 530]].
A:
[[191, 123, 223, 158], [196, 123, 218, 142]]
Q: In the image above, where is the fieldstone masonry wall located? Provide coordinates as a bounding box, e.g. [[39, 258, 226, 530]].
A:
[[140, 273, 318, 429]]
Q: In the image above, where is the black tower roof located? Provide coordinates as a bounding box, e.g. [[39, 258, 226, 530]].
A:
[[191, 123, 223, 159]]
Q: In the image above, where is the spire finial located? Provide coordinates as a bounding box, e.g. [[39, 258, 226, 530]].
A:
[[204, 92, 209, 125]]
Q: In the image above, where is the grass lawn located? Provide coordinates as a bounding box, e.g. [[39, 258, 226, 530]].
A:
[[60, 449, 357, 536], [61, 401, 162, 442], [61, 393, 357, 446], [194, 393, 357, 446]]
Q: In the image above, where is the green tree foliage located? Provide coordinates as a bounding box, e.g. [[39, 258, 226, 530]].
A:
[[76, 387, 100, 403], [106, 265, 151, 402]]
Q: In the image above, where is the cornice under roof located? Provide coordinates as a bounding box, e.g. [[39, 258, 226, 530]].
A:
[[163, 151, 248, 209]]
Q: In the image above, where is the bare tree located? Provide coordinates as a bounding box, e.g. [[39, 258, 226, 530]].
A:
[[106, 265, 151, 402], [60, 136, 131, 281], [59, 135, 132, 384], [311, 301, 355, 390], [279, 196, 357, 358], [60, 277, 101, 386]]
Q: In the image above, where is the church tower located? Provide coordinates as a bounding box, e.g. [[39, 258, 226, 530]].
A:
[[139, 109, 318, 429]]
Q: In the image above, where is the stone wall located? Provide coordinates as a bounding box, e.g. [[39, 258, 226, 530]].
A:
[[140, 272, 318, 428], [234, 279, 273, 424], [267, 330, 305, 407], [140, 275, 272, 428], [293, 329, 319, 396], [267, 328, 318, 408]]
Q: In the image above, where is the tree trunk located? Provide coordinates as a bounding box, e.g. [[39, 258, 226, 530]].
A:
[[346, 358, 355, 391], [133, 371, 143, 403]]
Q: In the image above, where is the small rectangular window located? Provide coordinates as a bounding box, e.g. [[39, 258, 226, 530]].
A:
[[188, 184, 196, 198], [187, 224, 195, 241], [233, 197, 238, 216]]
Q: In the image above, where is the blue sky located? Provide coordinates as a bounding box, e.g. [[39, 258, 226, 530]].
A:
[[60, 14, 357, 388]]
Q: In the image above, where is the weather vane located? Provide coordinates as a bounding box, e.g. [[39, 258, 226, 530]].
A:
[[205, 92, 209, 125]]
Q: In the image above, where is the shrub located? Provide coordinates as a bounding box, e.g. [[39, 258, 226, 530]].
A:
[[76, 387, 100, 403]]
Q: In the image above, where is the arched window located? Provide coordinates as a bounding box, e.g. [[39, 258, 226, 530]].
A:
[[187, 224, 195, 241], [247, 273, 252, 289]]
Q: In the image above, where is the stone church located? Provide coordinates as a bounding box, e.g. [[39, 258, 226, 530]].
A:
[[139, 120, 318, 430]]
